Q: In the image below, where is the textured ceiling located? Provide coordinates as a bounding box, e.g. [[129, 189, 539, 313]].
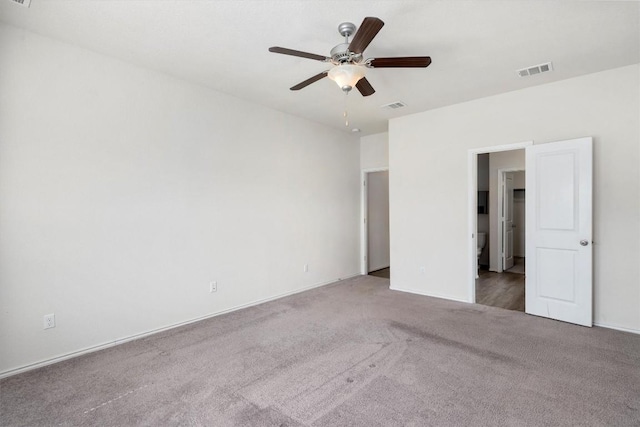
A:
[[1, 0, 638, 135]]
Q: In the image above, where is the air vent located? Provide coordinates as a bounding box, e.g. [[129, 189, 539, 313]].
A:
[[381, 101, 407, 110], [8, 0, 31, 6], [517, 62, 553, 77]]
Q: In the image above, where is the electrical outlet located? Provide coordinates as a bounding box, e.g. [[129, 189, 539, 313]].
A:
[[420, 266, 426, 274], [304, 264, 309, 273], [210, 281, 217, 293], [43, 313, 55, 329]]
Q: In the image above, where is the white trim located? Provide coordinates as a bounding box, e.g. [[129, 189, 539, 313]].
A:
[[467, 141, 533, 303], [5, 272, 634, 379], [497, 167, 524, 273], [594, 322, 640, 335], [390, 285, 470, 304], [0, 273, 361, 379], [467, 151, 478, 301], [468, 141, 533, 155], [388, 291, 640, 335], [361, 167, 389, 275]]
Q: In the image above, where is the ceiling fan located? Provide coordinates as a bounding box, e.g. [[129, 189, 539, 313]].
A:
[[269, 17, 431, 97]]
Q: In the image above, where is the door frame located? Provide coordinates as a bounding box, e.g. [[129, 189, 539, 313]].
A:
[[467, 141, 533, 303], [361, 167, 389, 275], [498, 168, 524, 273]]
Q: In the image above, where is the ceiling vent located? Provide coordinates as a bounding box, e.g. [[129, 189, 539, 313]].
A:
[[8, 0, 30, 7], [381, 101, 407, 110], [517, 62, 553, 77]]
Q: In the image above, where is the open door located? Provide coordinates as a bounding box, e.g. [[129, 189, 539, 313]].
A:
[[502, 172, 515, 270], [525, 137, 592, 326]]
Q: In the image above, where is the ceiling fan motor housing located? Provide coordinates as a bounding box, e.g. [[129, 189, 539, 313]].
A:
[[330, 43, 352, 63], [332, 22, 362, 64]]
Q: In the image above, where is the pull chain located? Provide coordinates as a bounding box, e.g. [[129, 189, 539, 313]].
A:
[[344, 91, 349, 127]]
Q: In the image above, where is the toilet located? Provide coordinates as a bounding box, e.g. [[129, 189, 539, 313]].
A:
[[476, 232, 486, 277]]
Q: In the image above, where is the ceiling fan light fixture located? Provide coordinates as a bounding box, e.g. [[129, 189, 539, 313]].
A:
[[328, 64, 366, 92]]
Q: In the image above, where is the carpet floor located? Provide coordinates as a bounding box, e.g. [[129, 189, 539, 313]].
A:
[[2, 275, 640, 426]]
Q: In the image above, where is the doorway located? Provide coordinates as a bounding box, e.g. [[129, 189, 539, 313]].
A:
[[475, 152, 527, 312], [503, 171, 525, 274], [468, 138, 593, 326], [499, 169, 526, 275], [468, 142, 531, 310], [361, 169, 390, 278]]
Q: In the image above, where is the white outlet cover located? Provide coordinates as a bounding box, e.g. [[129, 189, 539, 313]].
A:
[[43, 313, 55, 329]]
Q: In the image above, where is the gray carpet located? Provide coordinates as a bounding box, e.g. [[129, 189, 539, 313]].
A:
[[2, 275, 640, 426]]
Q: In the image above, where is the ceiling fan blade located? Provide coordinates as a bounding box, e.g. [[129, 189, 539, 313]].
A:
[[269, 46, 329, 62], [348, 17, 384, 54], [356, 77, 375, 97], [290, 71, 329, 91], [370, 56, 432, 68]]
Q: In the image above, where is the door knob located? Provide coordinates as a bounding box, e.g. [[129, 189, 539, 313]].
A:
[[580, 240, 589, 246]]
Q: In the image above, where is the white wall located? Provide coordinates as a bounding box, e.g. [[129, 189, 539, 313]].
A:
[[367, 171, 390, 271], [513, 170, 526, 189], [360, 132, 389, 170], [477, 154, 490, 191], [389, 64, 640, 332], [489, 150, 525, 271], [0, 24, 360, 375]]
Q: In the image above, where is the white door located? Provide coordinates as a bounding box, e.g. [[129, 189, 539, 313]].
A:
[[525, 137, 592, 326], [502, 173, 515, 270]]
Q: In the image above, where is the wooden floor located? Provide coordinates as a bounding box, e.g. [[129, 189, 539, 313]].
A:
[[370, 266, 524, 312], [475, 269, 525, 312], [505, 256, 525, 274], [369, 267, 390, 279]]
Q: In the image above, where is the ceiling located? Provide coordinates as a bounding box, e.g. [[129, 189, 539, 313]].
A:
[[1, 0, 638, 135]]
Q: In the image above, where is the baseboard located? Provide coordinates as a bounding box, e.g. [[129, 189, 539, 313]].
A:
[[390, 289, 640, 336], [593, 322, 640, 335], [0, 273, 361, 379], [389, 285, 469, 304]]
